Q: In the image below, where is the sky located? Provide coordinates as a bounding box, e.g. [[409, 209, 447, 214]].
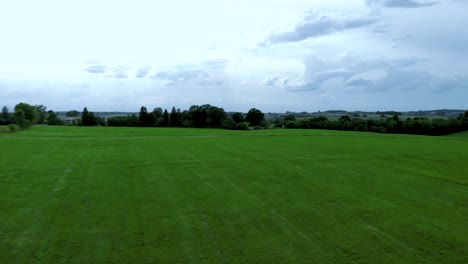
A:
[[1, 0, 467, 112]]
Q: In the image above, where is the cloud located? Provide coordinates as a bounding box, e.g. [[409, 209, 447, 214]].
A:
[[284, 53, 438, 93], [150, 60, 227, 86], [84, 63, 107, 74], [260, 75, 280, 86], [135, 65, 152, 78], [366, 0, 439, 8], [105, 65, 132, 79], [432, 76, 468, 93], [263, 10, 376, 45]]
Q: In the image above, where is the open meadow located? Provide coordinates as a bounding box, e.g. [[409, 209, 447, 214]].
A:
[[1, 126, 467, 263]]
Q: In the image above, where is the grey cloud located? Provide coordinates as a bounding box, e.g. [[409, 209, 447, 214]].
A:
[[260, 75, 280, 86], [150, 60, 228, 86], [285, 69, 354, 92], [84, 64, 107, 74], [263, 10, 376, 45], [366, 0, 439, 8], [346, 79, 372, 86], [286, 54, 436, 93], [433, 76, 468, 92], [135, 66, 152, 78], [285, 82, 321, 92]]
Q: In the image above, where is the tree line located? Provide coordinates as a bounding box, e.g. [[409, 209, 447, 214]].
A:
[[2, 102, 468, 136], [0, 102, 265, 131], [279, 113, 468, 136], [106, 105, 265, 130]]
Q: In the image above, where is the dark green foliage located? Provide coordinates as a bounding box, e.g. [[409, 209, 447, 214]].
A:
[[81, 107, 99, 126], [285, 114, 467, 136], [169, 107, 182, 127], [46, 110, 63, 126], [285, 121, 297, 128], [188, 104, 227, 128], [8, 123, 21, 132], [14, 102, 38, 126], [283, 114, 296, 122], [81, 107, 90, 125], [107, 115, 139, 127], [223, 118, 248, 130], [245, 108, 265, 126], [189, 105, 209, 128], [162, 109, 169, 127], [152, 107, 163, 126], [12, 109, 31, 129], [139, 106, 154, 127], [65, 110, 80, 117], [0, 106, 11, 125], [232, 112, 244, 124], [35, 105, 47, 124]]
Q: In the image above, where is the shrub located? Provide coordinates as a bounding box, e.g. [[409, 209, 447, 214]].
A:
[[9, 124, 21, 132], [285, 121, 297, 129], [235, 122, 249, 130]]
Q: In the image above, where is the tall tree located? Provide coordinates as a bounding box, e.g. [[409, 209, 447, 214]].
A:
[[169, 107, 182, 127], [189, 105, 207, 128], [162, 109, 169, 127], [14, 102, 38, 124], [81, 107, 90, 126], [139, 106, 154, 127], [35, 105, 47, 124], [207, 106, 227, 128], [232, 112, 244, 124], [0, 106, 11, 125], [152, 107, 163, 126], [245, 108, 265, 126], [12, 109, 30, 128], [81, 107, 98, 126]]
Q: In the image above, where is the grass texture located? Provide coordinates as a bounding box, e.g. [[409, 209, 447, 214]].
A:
[[1, 126, 467, 263]]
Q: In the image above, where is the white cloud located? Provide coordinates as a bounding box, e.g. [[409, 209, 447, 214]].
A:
[[263, 9, 376, 45], [150, 60, 228, 86], [135, 66, 152, 78]]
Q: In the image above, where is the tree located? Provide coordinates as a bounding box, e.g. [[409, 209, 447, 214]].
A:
[[169, 107, 182, 127], [207, 106, 226, 128], [13, 109, 30, 129], [81, 107, 90, 126], [35, 105, 47, 124], [14, 103, 38, 124], [46, 110, 63, 125], [162, 109, 169, 127], [152, 107, 163, 126], [245, 108, 265, 126], [0, 106, 11, 125], [65, 110, 80, 117], [283, 114, 296, 122], [139, 106, 154, 127], [189, 105, 208, 128], [81, 107, 98, 126], [232, 112, 244, 124]]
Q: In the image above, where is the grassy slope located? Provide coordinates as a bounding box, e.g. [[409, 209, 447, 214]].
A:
[[1, 126, 467, 263], [448, 131, 468, 138]]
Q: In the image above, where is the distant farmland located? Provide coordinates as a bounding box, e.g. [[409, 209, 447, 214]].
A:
[[1, 126, 467, 263]]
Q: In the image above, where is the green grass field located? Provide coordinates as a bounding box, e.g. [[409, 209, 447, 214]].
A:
[[1, 126, 467, 263]]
